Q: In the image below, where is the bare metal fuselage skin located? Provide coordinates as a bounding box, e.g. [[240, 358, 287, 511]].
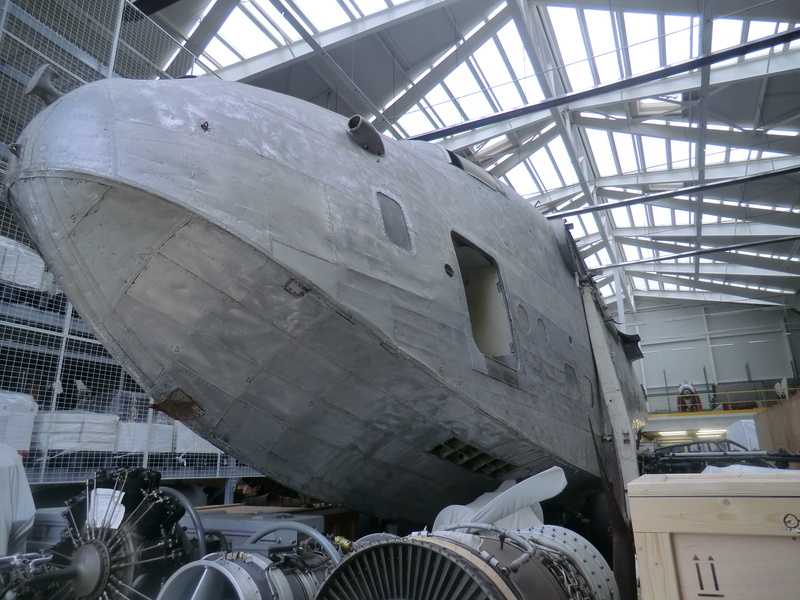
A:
[[6, 77, 644, 521]]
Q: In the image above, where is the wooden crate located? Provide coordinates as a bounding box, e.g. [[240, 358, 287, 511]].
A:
[[754, 395, 800, 456], [629, 473, 800, 600]]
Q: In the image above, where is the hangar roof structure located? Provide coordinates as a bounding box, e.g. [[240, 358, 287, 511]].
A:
[[147, 0, 800, 313]]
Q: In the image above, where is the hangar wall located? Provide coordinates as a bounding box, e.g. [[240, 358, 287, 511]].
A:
[[625, 300, 796, 414]]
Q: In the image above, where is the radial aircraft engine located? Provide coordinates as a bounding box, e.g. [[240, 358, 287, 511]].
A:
[[6, 68, 646, 523]]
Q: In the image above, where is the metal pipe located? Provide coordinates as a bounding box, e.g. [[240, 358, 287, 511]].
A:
[[160, 487, 207, 557], [437, 522, 536, 573], [245, 522, 341, 564], [107, 0, 126, 77]]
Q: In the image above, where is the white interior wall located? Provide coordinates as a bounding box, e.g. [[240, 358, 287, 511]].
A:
[[621, 300, 794, 413]]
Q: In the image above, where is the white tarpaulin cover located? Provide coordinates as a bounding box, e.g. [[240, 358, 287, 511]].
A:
[[432, 466, 568, 532], [0, 442, 36, 555], [726, 419, 759, 450], [0, 392, 38, 452], [0, 235, 57, 292]]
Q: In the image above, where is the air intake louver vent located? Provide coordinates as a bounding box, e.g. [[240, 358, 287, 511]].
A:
[[431, 438, 516, 477]]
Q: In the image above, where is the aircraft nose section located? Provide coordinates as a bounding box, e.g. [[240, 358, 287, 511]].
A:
[[8, 78, 117, 187]]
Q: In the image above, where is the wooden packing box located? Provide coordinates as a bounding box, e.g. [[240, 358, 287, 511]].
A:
[[629, 472, 800, 600]]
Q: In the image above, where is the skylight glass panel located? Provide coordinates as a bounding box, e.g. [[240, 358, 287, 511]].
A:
[[664, 16, 697, 63], [529, 149, 562, 191], [631, 276, 648, 290], [473, 39, 523, 111], [610, 206, 632, 228], [746, 21, 778, 59], [217, 7, 276, 58], [651, 205, 672, 225], [701, 212, 719, 225], [624, 13, 660, 75], [638, 246, 656, 260], [705, 144, 727, 165], [630, 204, 648, 227], [580, 215, 599, 235], [674, 209, 691, 226], [424, 84, 463, 126], [641, 136, 668, 171], [548, 7, 593, 91], [712, 20, 748, 66], [584, 10, 621, 84], [729, 148, 750, 163], [504, 163, 541, 197], [711, 19, 744, 57], [496, 22, 544, 103], [613, 132, 638, 174], [586, 129, 617, 177], [291, 0, 350, 30], [203, 38, 241, 68], [585, 253, 601, 269], [547, 137, 578, 186], [444, 63, 493, 120], [241, 7, 285, 46], [396, 109, 433, 137], [254, 1, 302, 42], [353, 0, 391, 16], [670, 140, 692, 170]]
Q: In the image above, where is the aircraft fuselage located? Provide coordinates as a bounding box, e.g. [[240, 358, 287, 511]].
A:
[[6, 77, 645, 521]]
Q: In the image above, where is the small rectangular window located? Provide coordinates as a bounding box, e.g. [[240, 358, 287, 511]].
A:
[[377, 192, 411, 251]]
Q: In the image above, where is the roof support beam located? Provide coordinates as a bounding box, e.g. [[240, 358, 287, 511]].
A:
[[165, 0, 238, 78], [656, 196, 800, 229], [447, 45, 800, 152], [627, 266, 800, 291], [535, 154, 800, 209], [614, 222, 799, 240], [487, 125, 559, 177], [527, 0, 800, 22], [621, 272, 791, 304], [611, 236, 800, 275], [509, 0, 635, 314], [546, 162, 800, 219], [413, 25, 800, 141], [571, 115, 800, 155], [215, 0, 470, 83], [266, 0, 399, 134], [376, 4, 510, 131], [692, 4, 714, 278]]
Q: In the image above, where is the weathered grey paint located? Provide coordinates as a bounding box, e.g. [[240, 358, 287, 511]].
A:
[[6, 77, 645, 522]]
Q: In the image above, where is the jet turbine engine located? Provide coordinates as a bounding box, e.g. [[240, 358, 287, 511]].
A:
[[316, 524, 618, 600]]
